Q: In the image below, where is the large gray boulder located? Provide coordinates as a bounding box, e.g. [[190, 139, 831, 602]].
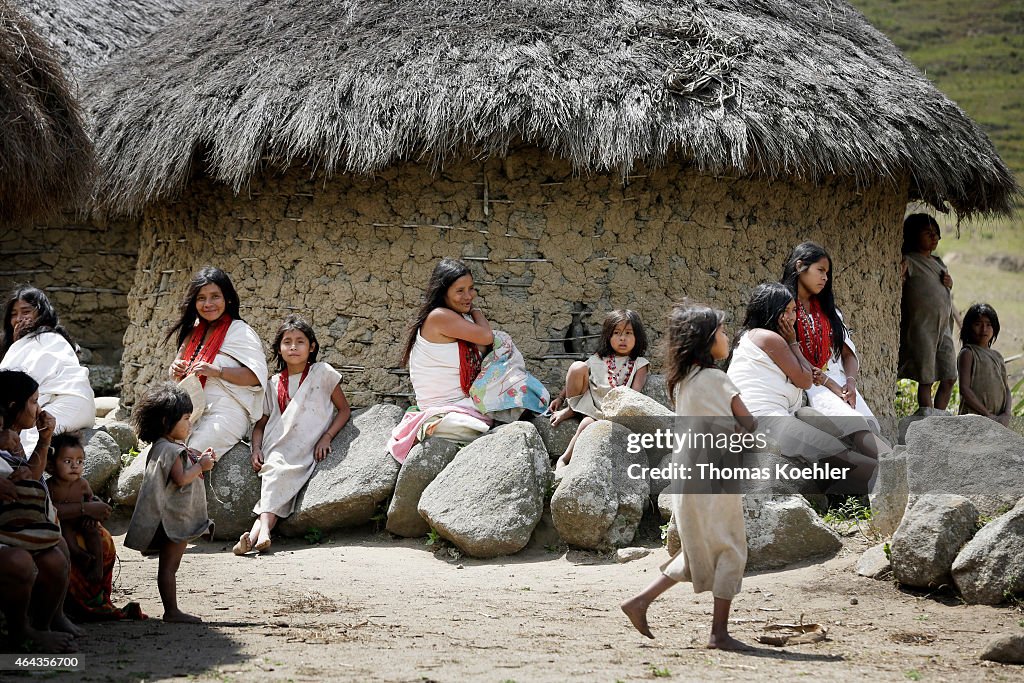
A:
[[906, 416, 1024, 516], [898, 407, 950, 445], [601, 387, 675, 466], [869, 445, 908, 537], [418, 422, 550, 558], [204, 441, 260, 540], [551, 420, 649, 550], [891, 494, 978, 589], [279, 404, 404, 535], [952, 497, 1024, 605], [97, 421, 138, 454], [109, 446, 147, 506], [80, 428, 121, 493], [640, 373, 673, 411], [529, 414, 578, 463], [979, 635, 1024, 664], [743, 495, 842, 570], [386, 438, 461, 538]]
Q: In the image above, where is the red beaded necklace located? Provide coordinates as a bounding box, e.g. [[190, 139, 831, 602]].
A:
[[277, 363, 311, 414], [604, 355, 635, 388], [795, 299, 833, 369]]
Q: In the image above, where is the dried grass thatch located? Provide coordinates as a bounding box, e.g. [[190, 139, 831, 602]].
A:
[[0, 0, 92, 223], [17, 0, 199, 81], [87, 0, 1019, 217]]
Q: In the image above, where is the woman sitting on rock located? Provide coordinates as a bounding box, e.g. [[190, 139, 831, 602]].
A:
[[388, 259, 495, 463], [727, 283, 877, 493], [1, 286, 95, 454], [167, 267, 267, 459]]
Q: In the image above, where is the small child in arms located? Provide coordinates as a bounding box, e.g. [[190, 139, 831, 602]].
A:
[[46, 432, 109, 584]]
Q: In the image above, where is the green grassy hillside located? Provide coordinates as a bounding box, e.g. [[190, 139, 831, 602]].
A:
[[851, 0, 1024, 376]]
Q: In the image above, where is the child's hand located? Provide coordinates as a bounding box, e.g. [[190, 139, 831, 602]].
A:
[[314, 434, 332, 462], [811, 367, 825, 386], [548, 395, 564, 413], [198, 450, 216, 472], [85, 500, 112, 522], [941, 271, 953, 289], [251, 448, 264, 472], [778, 315, 797, 344], [0, 477, 17, 502]]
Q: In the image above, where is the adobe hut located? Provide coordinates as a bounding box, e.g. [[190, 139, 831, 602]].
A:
[[87, 0, 1018, 413], [1, 0, 197, 387]]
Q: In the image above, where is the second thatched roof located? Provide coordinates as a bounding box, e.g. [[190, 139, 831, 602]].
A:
[[0, 0, 92, 223], [87, 0, 1019, 217]]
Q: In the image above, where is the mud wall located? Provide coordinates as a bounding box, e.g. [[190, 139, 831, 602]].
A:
[[120, 146, 906, 414]]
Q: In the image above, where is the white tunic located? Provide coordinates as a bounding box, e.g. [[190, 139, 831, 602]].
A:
[[408, 332, 466, 409], [727, 333, 803, 416], [1, 332, 95, 452]]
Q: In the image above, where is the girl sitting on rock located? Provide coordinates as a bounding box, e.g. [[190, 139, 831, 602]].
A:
[[548, 309, 649, 470], [235, 316, 350, 555], [125, 384, 214, 623], [958, 303, 1012, 426], [621, 303, 755, 650]]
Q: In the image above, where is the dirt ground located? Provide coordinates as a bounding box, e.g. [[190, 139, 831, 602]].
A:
[[20, 514, 1024, 682]]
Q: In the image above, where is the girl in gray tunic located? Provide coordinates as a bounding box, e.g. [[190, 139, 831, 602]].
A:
[[125, 384, 214, 623], [899, 214, 956, 410], [958, 304, 1012, 426]]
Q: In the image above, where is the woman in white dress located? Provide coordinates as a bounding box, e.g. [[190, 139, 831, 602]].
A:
[[728, 283, 877, 492], [1, 286, 94, 453], [166, 267, 267, 459]]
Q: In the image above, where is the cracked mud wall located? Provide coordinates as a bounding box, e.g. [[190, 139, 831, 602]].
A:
[[1, 213, 139, 386], [120, 146, 906, 414]]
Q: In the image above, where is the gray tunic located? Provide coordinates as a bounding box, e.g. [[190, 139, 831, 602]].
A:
[[958, 344, 1009, 416], [899, 252, 956, 383], [124, 438, 214, 551]]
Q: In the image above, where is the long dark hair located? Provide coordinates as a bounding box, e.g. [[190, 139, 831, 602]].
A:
[[271, 315, 320, 372], [402, 258, 473, 366], [902, 213, 940, 254], [738, 283, 794, 340], [596, 309, 648, 360], [166, 267, 243, 349], [0, 369, 39, 427], [780, 242, 845, 358], [663, 302, 724, 397], [1, 286, 75, 358], [961, 303, 1000, 347]]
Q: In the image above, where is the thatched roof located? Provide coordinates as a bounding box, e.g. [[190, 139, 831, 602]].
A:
[[0, 0, 92, 223], [87, 0, 1019, 217], [16, 0, 199, 81]]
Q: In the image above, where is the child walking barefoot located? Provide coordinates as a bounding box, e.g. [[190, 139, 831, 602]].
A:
[[236, 316, 351, 555], [549, 310, 649, 469], [47, 433, 108, 584], [958, 303, 1012, 426], [125, 384, 214, 623], [899, 214, 957, 410], [621, 303, 755, 650]]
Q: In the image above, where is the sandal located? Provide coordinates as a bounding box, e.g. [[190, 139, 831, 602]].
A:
[[232, 532, 252, 556]]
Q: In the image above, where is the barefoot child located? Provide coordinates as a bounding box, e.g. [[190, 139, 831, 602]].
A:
[[958, 303, 1012, 426], [235, 316, 351, 555], [549, 310, 649, 469], [46, 433, 107, 585], [898, 214, 956, 410], [621, 304, 755, 650], [125, 384, 214, 623]]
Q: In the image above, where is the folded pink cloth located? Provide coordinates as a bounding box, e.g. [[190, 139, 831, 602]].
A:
[[387, 404, 492, 463]]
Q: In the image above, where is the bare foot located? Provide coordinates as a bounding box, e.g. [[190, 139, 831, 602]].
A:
[[620, 597, 654, 639], [554, 454, 571, 471], [20, 627, 76, 653], [232, 532, 252, 555], [253, 535, 271, 553], [51, 612, 84, 637], [163, 609, 202, 623], [708, 633, 752, 650], [549, 407, 574, 428]]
